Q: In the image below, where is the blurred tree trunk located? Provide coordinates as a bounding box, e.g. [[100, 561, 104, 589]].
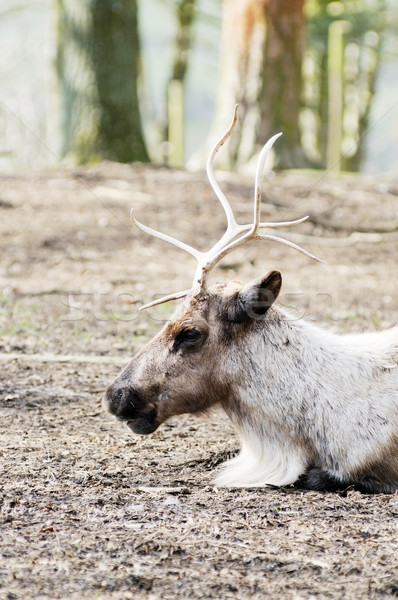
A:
[[256, 0, 307, 168], [207, 0, 267, 168], [166, 0, 196, 166], [56, 0, 149, 164], [170, 0, 196, 83], [206, 0, 307, 170]]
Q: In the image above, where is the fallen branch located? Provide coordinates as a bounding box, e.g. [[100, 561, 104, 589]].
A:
[[0, 352, 123, 364], [286, 230, 398, 247], [307, 214, 398, 234]]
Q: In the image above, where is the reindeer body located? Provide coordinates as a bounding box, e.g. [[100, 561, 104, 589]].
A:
[[105, 107, 398, 493], [106, 274, 398, 494], [215, 304, 398, 492]]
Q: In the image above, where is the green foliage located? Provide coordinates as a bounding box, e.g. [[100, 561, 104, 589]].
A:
[[303, 0, 387, 170], [306, 0, 385, 41]]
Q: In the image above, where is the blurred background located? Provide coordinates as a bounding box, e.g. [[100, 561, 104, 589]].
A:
[[1, 0, 398, 174]]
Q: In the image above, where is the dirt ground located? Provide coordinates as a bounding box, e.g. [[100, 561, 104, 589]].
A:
[[1, 161, 398, 599]]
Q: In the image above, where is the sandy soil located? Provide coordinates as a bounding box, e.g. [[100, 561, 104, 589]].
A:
[[1, 161, 398, 599]]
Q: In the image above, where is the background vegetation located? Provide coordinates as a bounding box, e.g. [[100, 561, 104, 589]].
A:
[[0, 0, 397, 173]]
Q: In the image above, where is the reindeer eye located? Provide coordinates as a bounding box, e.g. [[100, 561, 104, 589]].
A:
[[174, 327, 204, 350], [180, 328, 201, 342]]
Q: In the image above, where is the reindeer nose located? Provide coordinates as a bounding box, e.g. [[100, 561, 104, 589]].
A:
[[105, 382, 140, 420]]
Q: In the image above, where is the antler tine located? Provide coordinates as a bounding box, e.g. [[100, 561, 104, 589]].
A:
[[259, 216, 309, 229], [140, 289, 190, 311], [196, 222, 324, 293], [257, 233, 325, 262], [206, 104, 239, 230], [131, 209, 202, 261], [252, 132, 282, 234]]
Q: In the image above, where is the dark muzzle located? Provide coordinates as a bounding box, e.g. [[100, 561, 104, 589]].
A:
[[105, 382, 143, 421], [105, 381, 158, 434]]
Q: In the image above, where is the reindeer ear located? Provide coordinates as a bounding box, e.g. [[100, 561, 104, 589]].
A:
[[223, 270, 282, 323]]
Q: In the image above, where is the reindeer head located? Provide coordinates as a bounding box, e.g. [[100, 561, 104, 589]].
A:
[[106, 271, 284, 434], [105, 106, 322, 434]]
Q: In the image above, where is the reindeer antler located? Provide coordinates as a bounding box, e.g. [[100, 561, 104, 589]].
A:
[[133, 105, 323, 310]]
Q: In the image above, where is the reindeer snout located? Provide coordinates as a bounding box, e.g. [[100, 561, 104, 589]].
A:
[[105, 382, 141, 420], [105, 381, 158, 435]]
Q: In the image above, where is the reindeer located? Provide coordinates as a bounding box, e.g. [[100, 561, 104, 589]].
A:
[[106, 106, 398, 494]]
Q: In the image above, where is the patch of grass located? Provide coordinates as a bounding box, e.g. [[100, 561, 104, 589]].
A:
[[0, 295, 40, 336]]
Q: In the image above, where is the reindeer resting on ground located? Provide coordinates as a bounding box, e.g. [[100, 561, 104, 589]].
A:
[[106, 106, 398, 494]]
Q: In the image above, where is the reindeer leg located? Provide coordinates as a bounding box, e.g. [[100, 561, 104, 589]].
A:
[[296, 468, 398, 494], [352, 478, 398, 495], [295, 468, 348, 492]]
